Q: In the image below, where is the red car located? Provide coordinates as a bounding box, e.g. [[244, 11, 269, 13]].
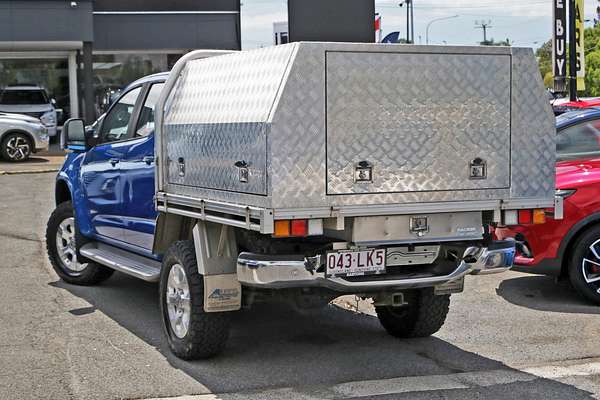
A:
[[552, 96, 600, 115], [496, 108, 600, 304]]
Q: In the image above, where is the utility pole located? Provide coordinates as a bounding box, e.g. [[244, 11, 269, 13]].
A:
[[475, 20, 492, 45], [400, 0, 414, 43], [410, 0, 414, 44], [406, 1, 410, 42]]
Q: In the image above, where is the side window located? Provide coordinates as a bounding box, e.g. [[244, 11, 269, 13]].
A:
[[99, 87, 142, 143], [135, 83, 165, 137], [557, 119, 600, 160]]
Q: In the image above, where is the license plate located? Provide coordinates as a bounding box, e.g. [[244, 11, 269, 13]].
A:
[[326, 249, 386, 277]]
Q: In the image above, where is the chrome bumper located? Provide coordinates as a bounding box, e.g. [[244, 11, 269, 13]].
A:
[[237, 241, 515, 291]]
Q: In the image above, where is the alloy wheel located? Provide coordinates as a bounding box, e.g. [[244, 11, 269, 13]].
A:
[[55, 217, 86, 273], [166, 263, 192, 339], [582, 238, 600, 294], [5, 135, 30, 161]]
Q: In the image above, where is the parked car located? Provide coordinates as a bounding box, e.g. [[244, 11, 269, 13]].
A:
[[496, 108, 600, 304], [0, 85, 58, 137], [0, 112, 49, 161], [47, 45, 556, 360], [552, 96, 600, 116]]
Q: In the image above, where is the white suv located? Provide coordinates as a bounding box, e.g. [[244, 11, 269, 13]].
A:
[[0, 85, 57, 137]]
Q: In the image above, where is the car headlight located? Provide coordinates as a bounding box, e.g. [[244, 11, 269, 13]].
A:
[[555, 189, 576, 198], [40, 111, 56, 126]]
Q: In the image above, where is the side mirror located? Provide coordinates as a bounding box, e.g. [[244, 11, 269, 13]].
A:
[[62, 118, 89, 151]]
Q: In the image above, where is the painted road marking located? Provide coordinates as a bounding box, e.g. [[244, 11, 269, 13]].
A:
[[142, 359, 600, 400], [523, 361, 600, 379]]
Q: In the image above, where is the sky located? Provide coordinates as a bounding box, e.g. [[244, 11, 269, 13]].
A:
[[240, 0, 600, 49]]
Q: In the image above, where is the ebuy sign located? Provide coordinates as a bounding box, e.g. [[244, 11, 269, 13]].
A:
[[553, 0, 566, 92], [553, 0, 585, 93]]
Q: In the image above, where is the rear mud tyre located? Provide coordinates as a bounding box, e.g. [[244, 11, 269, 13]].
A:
[[375, 289, 450, 338], [568, 226, 600, 305], [46, 201, 114, 285], [159, 240, 231, 360]]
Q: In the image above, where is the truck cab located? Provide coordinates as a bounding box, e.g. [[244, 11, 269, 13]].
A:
[[52, 73, 167, 267]]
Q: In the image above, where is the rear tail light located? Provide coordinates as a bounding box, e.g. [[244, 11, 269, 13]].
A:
[[274, 220, 291, 237], [273, 219, 319, 238], [503, 209, 547, 226], [518, 209, 532, 224], [532, 209, 546, 224], [290, 219, 308, 236], [503, 210, 518, 225]]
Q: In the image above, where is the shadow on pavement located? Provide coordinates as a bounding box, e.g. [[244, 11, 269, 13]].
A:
[[51, 272, 596, 398], [0, 156, 50, 165], [496, 275, 600, 315]]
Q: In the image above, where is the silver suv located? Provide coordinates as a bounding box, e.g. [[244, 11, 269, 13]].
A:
[[0, 85, 58, 138], [0, 112, 49, 161]]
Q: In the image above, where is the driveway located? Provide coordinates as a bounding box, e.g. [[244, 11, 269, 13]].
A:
[[1, 173, 599, 400]]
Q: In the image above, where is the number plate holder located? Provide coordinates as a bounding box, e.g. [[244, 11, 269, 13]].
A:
[[326, 248, 386, 277]]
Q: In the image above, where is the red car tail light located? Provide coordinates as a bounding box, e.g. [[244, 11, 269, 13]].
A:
[[518, 210, 532, 224]]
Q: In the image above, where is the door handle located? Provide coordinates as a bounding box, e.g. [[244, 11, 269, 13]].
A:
[[142, 155, 155, 165], [109, 158, 120, 166]]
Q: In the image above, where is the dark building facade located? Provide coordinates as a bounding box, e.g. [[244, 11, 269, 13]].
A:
[[287, 0, 374, 43], [0, 0, 240, 122]]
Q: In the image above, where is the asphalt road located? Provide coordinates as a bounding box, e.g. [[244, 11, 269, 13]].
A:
[[1, 173, 600, 400]]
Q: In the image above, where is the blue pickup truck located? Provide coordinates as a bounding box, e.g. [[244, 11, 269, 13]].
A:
[[46, 46, 536, 360]]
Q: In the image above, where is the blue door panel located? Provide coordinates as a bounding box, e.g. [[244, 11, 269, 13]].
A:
[[124, 218, 155, 249], [79, 141, 130, 242], [120, 134, 157, 250]]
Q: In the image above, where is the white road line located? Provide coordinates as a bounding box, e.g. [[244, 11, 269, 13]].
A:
[[523, 361, 600, 380], [141, 370, 531, 400], [142, 359, 600, 400]]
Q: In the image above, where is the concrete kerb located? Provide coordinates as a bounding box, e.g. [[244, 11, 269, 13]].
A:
[[0, 168, 60, 175]]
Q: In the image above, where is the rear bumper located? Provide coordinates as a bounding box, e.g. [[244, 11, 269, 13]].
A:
[[512, 255, 562, 276], [237, 240, 515, 292]]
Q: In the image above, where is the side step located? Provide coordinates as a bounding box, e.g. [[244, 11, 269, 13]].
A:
[[80, 242, 162, 282]]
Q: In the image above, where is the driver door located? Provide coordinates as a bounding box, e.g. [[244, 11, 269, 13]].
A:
[[79, 86, 143, 243]]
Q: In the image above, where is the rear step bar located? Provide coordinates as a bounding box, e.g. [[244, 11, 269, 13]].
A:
[[80, 242, 161, 282]]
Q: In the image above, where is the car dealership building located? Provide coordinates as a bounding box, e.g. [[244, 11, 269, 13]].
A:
[[0, 0, 240, 123]]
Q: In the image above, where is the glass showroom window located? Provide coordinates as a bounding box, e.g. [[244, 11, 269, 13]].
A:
[[0, 58, 70, 123], [92, 53, 182, 116]]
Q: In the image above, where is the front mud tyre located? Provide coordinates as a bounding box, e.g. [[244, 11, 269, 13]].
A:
[[159, 241, 231, 360], [375, 289, 450, 338], [46, 201, 114, 285]]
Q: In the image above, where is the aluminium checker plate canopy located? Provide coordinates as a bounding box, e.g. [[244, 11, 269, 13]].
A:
[[156, 42, 555, 217]]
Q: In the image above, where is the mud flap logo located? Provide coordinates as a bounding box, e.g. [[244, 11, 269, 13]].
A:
[[204, 274, 242, 313], [208, 288, 239, 301]]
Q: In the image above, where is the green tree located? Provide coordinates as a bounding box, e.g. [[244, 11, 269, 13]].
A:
[[481, 37, 512, 46], [536, 40, 552, 80], [537, 24, 600, 96]]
